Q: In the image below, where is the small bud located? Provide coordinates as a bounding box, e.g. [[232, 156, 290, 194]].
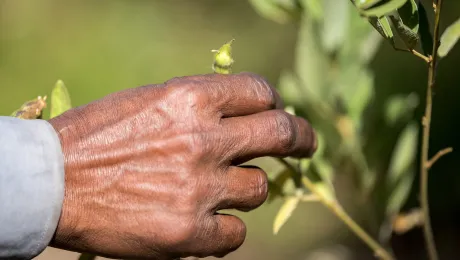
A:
[[212, 39, 235, 74]]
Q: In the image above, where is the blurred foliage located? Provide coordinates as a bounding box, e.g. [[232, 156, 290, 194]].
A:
[[438, 17, 460, 57], [251, 0, 421, 244], [251, 0, 460, 259]]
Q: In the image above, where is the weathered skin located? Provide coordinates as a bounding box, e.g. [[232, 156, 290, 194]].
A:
[[48, 72, 317, 260]]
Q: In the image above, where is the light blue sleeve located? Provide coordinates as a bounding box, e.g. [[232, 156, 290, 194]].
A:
[[0, 116, 65, 260]]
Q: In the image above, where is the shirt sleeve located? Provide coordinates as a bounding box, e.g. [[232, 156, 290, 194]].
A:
[[0, 116, 65, 260]]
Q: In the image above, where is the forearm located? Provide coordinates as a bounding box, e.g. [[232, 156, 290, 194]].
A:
[[0, 117, 64, 260]]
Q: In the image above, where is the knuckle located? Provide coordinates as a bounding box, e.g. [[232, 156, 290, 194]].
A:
[[249, 74, 277, 109], [272, 111, 296, 152], [250, 168, 269, 203], [165, 79, 209, 109]]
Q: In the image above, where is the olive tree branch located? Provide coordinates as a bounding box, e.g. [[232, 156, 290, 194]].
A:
[[278, 158, 394, 260], [420, 1, 444, 259], [426, 147, 453, 169]]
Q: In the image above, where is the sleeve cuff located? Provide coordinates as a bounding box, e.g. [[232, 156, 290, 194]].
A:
[[0, 117, 65, 259]]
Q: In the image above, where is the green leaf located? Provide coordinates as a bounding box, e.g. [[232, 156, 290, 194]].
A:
[[300, 158, 312, 175], [384, 93, 419, 125], [321, 0, 349, 52], [50, 80, 72, 119], [349, 69, 374, 125], [338, 7, 382, 64], [368, 16, 395, 46], [387, 122, 419, 186], [249, 0, 299, 24], [268, 168, 292, 202], [438, 17, 460, 57], [300, 0, 323, 21], [314, 182, 336, 202], [389, 15, 419, 49], [397, 0, 419, 34], [386, 168, 415, 216], [277, 71, 303, 108], [339, 67, 374, 127], [313, 158, 335, 196], [417, 2, 433, 55], [273, 196, 300, 234], [296, 14, 328, 99], [356, 0, 385, 9], [312, 131, 326, 158], [359, 0, 408, 18]]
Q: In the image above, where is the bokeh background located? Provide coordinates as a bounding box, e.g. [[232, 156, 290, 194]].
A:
[[1, 0, 459, 259]]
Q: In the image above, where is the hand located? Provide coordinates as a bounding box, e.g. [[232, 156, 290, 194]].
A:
[[48, 73, 317, 259]]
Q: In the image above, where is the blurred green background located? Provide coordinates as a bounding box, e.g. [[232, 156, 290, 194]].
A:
[[1, 0, 459, 259]]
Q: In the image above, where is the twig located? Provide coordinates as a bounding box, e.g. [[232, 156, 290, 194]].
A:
[[391, 46, 431, 63], [420, 1, 444, 259], [277, 158, 393, 259], [426, 147, 453, 169], [411, 49, 431, 63], [300, 194, 319, 202], [300, 176, 394, 260]]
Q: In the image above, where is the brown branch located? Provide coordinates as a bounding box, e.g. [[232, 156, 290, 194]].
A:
[[426, 147, 453, 169], [300, 176, 395, 260], [420, 1, 444, 259], [411, 49, 431, 63]]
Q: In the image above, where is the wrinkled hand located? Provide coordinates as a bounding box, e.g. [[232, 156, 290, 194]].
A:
[[48, 73, 317, 259]]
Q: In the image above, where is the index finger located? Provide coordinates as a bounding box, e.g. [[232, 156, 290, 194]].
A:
[[165, 72, 284, 117]]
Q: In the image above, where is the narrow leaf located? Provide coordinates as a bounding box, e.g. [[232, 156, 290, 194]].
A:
[[314, 182, 336, 202], [384, 93, 419, 125], [356, 0, 385, 9], [397, 0, 419, 33], [300, 158, 312, 175], [321, 0, 349, 52], [438, 17, 460, 57], [387, 122, 419, 185], [249, 0, 298, 24], [359, 0, 408, 18], [296, 14, 328, 99], [268, 169, 292, 202], [369, 16, 395, 46], [50, 80, 72, 119], [273, 196, 300, 234], [312, 131, 326, 158], [344, 68, 374, 127], [314, 158, 335, 194], [389, 15, 419, 49], [277, 71, 304, 108], [418, 2, 433, 55], [386, 169, 415, 216], [300, 0, 323, 21]]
